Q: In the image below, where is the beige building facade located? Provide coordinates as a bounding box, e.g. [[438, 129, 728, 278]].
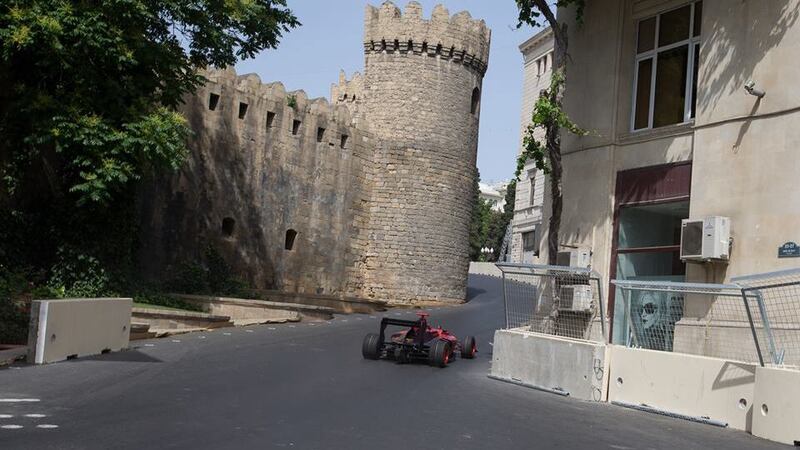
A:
[[509, 28, 553, 264], [543, 0, 800, 342]]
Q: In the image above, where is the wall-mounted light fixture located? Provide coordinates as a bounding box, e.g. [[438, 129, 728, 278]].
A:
[[744, 80, 766, 98]]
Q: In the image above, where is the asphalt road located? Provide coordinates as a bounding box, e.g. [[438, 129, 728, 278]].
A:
[[0, 275, 788, 449]]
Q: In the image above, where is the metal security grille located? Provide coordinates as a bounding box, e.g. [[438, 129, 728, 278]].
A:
[[612, 280, 761, 364], [496, 263, 607, 343], [733, 268, 800, 368]]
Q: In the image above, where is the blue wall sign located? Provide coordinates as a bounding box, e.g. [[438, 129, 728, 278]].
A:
[[778, 242, 800, 258]]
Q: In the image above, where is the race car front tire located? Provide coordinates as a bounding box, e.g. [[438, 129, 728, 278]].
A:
[[362, 333, 382, 360], [461, 335, 477, 359]]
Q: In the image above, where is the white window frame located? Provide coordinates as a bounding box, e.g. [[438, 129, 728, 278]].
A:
[[631, 1, 701, 132]]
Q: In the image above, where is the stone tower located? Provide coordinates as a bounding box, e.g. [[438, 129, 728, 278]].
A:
[[355, 2, 491, 303]]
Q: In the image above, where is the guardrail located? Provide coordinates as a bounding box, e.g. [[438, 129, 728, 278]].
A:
[[495, 263, 607, 343], [612, 268, 800, 369]]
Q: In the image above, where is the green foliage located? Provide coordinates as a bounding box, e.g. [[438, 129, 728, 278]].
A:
[[1, 0, 298, 205], [46, 246, 111, 298], [515, 70, 587, 180], [0, 0, 297, 315], [286, 94, 298, 109], [468, 170, 518, 262], [516, 0, 585, 28], [165, 246, 248, 297], [469, 169, 491, 261]]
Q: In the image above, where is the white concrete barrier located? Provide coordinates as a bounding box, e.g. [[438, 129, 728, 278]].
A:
[[490, 328, 608, 401], [27, 298, 132, 364], [468, 262, 502, 278], [752, 366, 800, 445], [607, 346, 756, 431]]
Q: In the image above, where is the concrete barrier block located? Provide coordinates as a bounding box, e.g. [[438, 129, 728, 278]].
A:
[[490, 329, 608, 401], [607, 346, 756, 431], [28, 298, 132, 364], [752, 366, 800, 445]]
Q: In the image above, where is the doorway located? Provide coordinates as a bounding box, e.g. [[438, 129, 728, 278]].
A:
[[608, 162, 692, 344]]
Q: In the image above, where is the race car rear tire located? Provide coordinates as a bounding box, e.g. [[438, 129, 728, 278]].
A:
[[362, 333, 381, 360], [429, 340, 451, 368], [461, 335, 477, 359]]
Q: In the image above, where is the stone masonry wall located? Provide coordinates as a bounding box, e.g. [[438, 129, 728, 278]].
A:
[[139, 2, 491, 305], [357, 2, 490, 303], [139, 69, 374, 296]]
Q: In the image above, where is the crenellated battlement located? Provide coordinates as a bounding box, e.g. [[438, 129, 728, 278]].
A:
[[363, 1, 490, 75], [200, 67, 355, 129], [331, 70, 364, 104]]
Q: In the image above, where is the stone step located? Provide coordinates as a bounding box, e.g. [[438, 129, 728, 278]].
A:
[[169, 294, 330, 321], [245, 289, 388, 314], [131, 307, 235, 332]]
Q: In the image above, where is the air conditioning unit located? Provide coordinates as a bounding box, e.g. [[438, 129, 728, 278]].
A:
[[556, 248, 591, 268], [558, 285, 593, 312], [680, 216, 731, 261]]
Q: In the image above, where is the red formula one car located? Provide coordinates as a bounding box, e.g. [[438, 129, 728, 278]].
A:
[[361, 312, 477, 368]]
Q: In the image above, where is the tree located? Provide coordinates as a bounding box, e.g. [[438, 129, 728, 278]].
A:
[[514, 0, 586, 265], [487, 179, 516, 261], [469, 169, 492, 261], [0, 1, 298, 292]]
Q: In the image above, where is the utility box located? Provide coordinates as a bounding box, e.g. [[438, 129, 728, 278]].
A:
[[680, 216, 730, 262], [556, 248, 591, 268], [558, 285, 594, 312]]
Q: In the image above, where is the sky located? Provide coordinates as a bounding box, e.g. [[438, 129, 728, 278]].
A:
[[236, 1, 540, 184]]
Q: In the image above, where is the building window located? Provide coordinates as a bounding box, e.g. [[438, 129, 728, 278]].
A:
[[528, 171, 536, 207], [292, 120, 301, 136], [340, 134, 349, 149], [522, 231, 537, 252], [317, 127, 325, 143], [285, 229, 297, 250], [632, 1, 702, 131], [208, 93, 220, 111], [471, 87, 481, 115], [221, 217, 235, 237], [238, 102, 248, 119], [266, 111, 276, 128]]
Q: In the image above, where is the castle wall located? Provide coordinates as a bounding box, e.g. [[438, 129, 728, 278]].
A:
[[357, 3, 490, 303], [139, 69, 374, 296], [139, 2, 491, 305]]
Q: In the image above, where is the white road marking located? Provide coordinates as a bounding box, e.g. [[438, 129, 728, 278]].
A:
[[340, 319, 348, 322], [356, 318, 362, 321], [245, 330, 254, 333], [308, 323, 316, 326], [488, 342, 494, 347], [198, 336, 206, 339], [0, 399, 39, 403], [1, 425, 23, 429], [0, 414, 13, 419], [144, 344, 155, 347], [268, 327, 276, 330], [36, 424, 59, 429], [24, 414, 46, 418], [223, 332, 232, 336], [288, 325, 296, 328], [369, 316, 376, 319], [171, 340, 181, 343]]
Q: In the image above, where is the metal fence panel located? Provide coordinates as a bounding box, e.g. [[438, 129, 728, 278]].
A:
[[496, 263, 606, 343], [612, 280, 761, 365], [733, 268, 800, 369]]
